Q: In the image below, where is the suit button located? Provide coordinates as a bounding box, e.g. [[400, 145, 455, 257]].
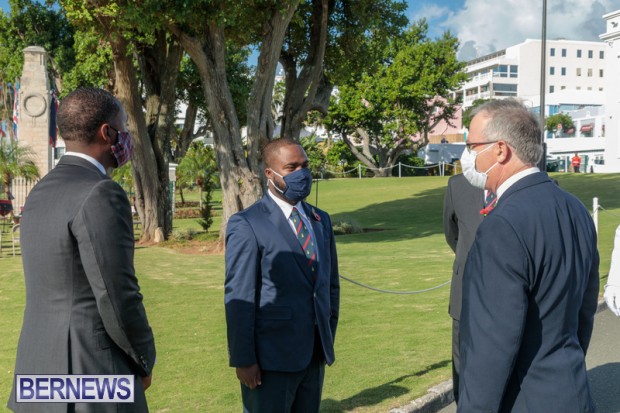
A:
[[313, 293, 316, 298]]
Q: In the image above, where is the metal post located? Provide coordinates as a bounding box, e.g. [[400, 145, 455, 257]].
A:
[[593, 197, 599, 235], [538, 0, 548, 172], [358, 164, 362, 179], [399, 162, 402, 178]]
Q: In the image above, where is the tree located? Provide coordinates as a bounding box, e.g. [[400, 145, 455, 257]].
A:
[[0, 138, 39, 200], [0, 0, 76, 137], [326, 21, 467, 176], [546, 113, 574, 136], [61, 0, 184, 242], [462, 98, 491, 129], [176, 142, 218, 209], [278, 0, 408, 140]]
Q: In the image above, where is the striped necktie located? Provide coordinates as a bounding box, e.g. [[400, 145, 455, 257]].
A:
[[290, 207, 317, 278], [480, 191, 498, 216]]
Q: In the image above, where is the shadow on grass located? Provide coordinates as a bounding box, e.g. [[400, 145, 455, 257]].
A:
[[330, 186, 447, 244], [321, 359, 450, 412]]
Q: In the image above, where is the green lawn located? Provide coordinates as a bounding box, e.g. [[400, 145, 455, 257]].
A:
[[1, 173, 619, 412]]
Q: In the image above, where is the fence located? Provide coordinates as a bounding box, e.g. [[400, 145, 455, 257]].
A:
[[321, 161, 460, 178], [9, 177, 38, 215]]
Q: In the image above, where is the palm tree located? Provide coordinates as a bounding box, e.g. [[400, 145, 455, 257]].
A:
[[0, 138, 40, 201]]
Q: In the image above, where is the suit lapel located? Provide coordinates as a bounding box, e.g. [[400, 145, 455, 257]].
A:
[[263, 196, 314, 283]]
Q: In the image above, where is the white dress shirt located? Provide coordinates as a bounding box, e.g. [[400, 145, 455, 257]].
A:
[[63, 152, 107, 175], [496, 167, 540, 200]]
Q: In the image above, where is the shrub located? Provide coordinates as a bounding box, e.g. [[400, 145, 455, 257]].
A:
[[332, 220, 363, 235]]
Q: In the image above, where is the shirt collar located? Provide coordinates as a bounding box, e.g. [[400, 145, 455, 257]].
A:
[[497, 167, 539, 199], [267, 188, 306, 220], [63, 152, 107, 175]]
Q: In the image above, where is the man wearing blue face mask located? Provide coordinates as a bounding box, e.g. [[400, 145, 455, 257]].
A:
[[457, 99, 599, 413], [224, 138, 340, 413]]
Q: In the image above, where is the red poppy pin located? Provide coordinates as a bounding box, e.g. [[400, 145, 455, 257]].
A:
[[312, 208, 321, 221], [479, 198, 498, 216]]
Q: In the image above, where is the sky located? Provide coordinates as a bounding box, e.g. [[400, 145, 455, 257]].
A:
[[1, 0, 618, 62]]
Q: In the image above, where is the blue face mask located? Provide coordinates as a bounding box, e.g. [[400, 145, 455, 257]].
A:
[[269, 168, 313, 203]]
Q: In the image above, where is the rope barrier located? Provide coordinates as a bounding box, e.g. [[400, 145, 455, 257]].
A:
[[598, 205, 620, 219], [339, 274, 451, 294]]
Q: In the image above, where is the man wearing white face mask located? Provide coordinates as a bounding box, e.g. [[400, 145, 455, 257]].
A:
[[457, 99, 599, 413]]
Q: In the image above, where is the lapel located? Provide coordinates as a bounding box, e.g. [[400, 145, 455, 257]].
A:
[[263, 195, 315, 283]]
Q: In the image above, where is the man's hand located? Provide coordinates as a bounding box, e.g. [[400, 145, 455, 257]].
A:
[[604, 284, 620, 316], [142, 375, 152, 391], [236, 364, 262, 389]]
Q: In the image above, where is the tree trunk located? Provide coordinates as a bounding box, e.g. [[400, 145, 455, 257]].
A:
[[104, 30, 164, 243], [169, 2, 300, 240], [176, 101, 198, 161], [170, 23, 261, 240], [279, 0, 329, 141], [246, 0, 299, 174], [138, 31, 184, 239]]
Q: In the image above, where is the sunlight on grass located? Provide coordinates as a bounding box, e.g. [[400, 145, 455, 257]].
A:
[[1, 173, 619, 412]]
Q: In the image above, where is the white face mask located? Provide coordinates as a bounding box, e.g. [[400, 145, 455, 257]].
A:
[[461, 143, 498, 190]]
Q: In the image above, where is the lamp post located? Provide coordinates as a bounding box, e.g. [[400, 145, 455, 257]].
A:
[[339, 159, 346, 177], [538, 0, 548, 171]]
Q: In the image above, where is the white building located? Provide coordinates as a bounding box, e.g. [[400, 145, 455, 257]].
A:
[[599, 9, 620, 172], [458, 39, 607, 116]]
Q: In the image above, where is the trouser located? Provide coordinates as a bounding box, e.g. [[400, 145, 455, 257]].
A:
[[452, 318, 460, 404], [241, 333, 325, 413]]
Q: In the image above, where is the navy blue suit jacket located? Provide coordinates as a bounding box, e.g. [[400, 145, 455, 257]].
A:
[[224, 194, 340, 372], [458, 172, 599, 413]]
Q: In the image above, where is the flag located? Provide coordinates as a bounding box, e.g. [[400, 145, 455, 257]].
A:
[[12, 83, 19, 140], [49, 89, 58, 147]]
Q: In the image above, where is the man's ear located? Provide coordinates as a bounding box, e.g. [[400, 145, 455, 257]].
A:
[[99, 124, 112, 145], [496, 141, 510, 163]]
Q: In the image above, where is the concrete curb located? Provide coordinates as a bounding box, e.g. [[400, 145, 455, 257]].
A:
[[389, 380, 453, 413], [391, 299, 609, 413]]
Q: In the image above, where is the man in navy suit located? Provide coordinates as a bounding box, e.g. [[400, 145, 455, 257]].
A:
[[225, 138, 340, 413], [457, 100, 599, 413]]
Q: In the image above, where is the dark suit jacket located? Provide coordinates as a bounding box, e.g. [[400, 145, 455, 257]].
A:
[[443, 174, 484, 321], [224, 194, 340, 372], [458, 172, 599, 413], [8, 156, 155, 413]]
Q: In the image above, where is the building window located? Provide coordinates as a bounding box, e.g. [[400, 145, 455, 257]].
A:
[[550, 48, 555, 56], [576, 68, 582, 76], [550, 67, 555, 75], [561, 67, 566, 76], [599, 87, 604, 91], [587, 87, 592, 91], [587, 68, 592, 77], [549, 85, 555, 93], [600, 69, 604, 77], [600, 50, 605, 59], [561, 48, 566, 57], [577, 86, 581, 90], [499, 64, 508, 77], [588, 50, 593, 58], [510, 65, 518, 78], [561, 86, 566, 90], [493, 83, 518, 96], [577, 49, 582, 58]]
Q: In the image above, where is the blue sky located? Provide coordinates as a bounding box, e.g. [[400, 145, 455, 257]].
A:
[[1, 0, 616, 61]]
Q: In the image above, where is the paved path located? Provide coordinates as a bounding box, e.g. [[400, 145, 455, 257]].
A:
[[437, 308, 620, 413]]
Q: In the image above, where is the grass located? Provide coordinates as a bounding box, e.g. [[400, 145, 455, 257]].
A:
[[1, 173, 619, 412]]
